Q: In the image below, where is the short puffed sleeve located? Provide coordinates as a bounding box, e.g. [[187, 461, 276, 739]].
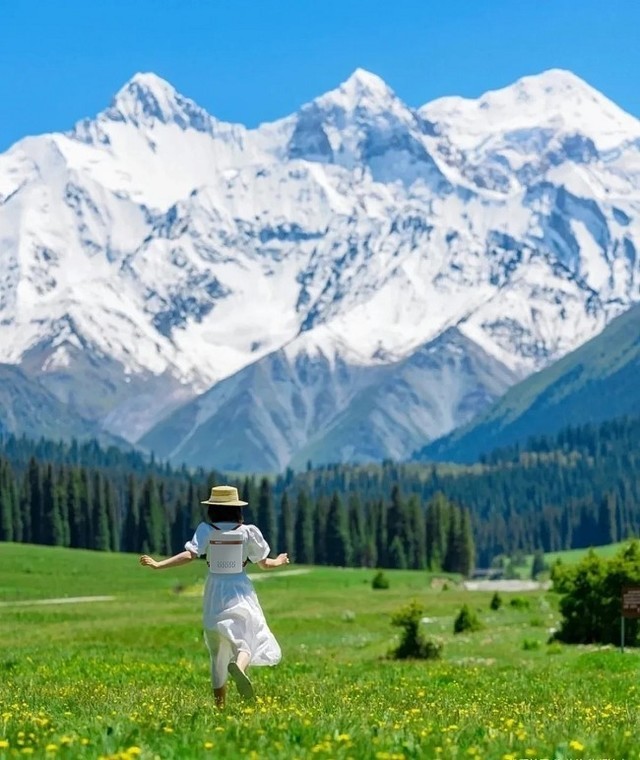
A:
[[245, 524, 271, 564], [185, 522, 213, 557]]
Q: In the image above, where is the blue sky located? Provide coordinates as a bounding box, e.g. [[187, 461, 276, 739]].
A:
[[1, 0, 638, 151]]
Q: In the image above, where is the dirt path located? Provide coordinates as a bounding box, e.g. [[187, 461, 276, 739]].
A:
[[250, 569, 311, 581], [0, 569, 313, 605], [0, 595, 115, 607]]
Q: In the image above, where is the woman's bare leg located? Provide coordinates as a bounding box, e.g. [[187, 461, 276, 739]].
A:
[[214, 684, 227, 709], [235, 650, 251, 673]]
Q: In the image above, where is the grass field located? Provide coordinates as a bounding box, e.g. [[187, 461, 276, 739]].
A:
[[510, 542, 629, 580], [1, 543, 639, 759]]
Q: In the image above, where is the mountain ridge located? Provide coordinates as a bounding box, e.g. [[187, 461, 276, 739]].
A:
[[416, 302, 640, 463], [0, 67, 639, 469]]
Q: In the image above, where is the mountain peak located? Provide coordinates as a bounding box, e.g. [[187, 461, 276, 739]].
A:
[[505, 68, 603, 103], [421, 67, 640, 148], [105, 72, 214, 132], [314, 67, 398, 113], [344, 68, 391, 94], [126, 71, 174, 91]]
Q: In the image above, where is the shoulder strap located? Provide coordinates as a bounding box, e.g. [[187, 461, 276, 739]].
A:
[[210, 523, 241, 531]]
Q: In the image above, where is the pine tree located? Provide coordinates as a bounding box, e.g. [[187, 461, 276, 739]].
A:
[[122, 475, 140, 553], [426, 492, 450, 571], [139, 476, 164, 554], [241, 476, 257, 526], [443, 507, 461, 574], [19, 470, 32, 544], [0, 459, 14, 542], [325, 492, 352, 567], [374, 499, 388, 568], [386, 485, 406, 551], [531, 550, 546, 580], [66, 468, 84, 549], [459, 509, 475, 577], [42, 464, 63, 546], [28, 458, 43, 544], [11, 465, 22, 543], [314, 495, 329, 565], [294, 489, 315, 565], [348, 494, 366, 566], [278, 491, 295, 561], [256, 477, 277, 553], [598, 493, 618, 544], [57, 467, 70, 547], [408, 494, 427, 569], [388, 535, 408, 569], [93, 472, 111, 552], [79, 469, 92, 549], [170, 479, 197, 554], [361, 500, 378, 568], [105, 477, 120, 551]]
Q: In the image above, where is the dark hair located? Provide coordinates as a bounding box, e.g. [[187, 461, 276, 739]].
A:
[[207, 505, 244, 524]]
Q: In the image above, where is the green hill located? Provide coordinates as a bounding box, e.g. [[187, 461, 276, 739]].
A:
[[417, 302, 640, 463]]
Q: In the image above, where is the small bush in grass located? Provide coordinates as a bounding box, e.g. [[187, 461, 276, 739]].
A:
[[529, 615, 544, 627], [547, 642, 563, 655], [490, 592, 502, 610], [372, 571, 390, 590], [522, 638, 541, 651], [390, 601, 442, 660], [509, 596, 531, 610], [454, 604, 483, 634]]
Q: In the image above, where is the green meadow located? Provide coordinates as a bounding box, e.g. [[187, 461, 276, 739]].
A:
[[516, 542, 630, 580], [1, 544, 639, 759]]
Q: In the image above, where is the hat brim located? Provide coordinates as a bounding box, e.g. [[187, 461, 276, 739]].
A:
[[201, 499, 248, 506]]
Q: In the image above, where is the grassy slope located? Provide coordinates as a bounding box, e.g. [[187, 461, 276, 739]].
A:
[[512, 541, 630, 579], [421, 302, 640, 463], [1, 544, 639, 759]]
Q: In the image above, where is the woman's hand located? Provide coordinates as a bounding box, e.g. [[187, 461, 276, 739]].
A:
[[276, 553, 290, 567], [139, 555, 159, 569]]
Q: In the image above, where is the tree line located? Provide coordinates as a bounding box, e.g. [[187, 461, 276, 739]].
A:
[[2, 413, 640, 567], [0, 451, 474, 574]]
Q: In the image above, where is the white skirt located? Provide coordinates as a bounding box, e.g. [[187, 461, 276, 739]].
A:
[[202, 572, 281, 686]]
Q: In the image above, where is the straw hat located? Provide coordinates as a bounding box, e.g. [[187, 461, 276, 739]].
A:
[[201, 485, 248, 506]]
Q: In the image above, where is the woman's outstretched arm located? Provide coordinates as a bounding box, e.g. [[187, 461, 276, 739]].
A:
[[257, 553, 289, 570], [139, 550, 195, 570]]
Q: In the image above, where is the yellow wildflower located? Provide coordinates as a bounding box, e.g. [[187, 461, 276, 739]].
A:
[[569, 740, 585, 752]]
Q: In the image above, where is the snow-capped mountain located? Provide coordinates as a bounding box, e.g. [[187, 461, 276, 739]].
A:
[[0, 68, 639, 470]]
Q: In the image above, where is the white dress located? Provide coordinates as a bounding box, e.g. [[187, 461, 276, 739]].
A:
[[185, 521, 282, 688]]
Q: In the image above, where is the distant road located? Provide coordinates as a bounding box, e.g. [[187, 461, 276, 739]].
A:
[[463, 580, 551, 592]]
